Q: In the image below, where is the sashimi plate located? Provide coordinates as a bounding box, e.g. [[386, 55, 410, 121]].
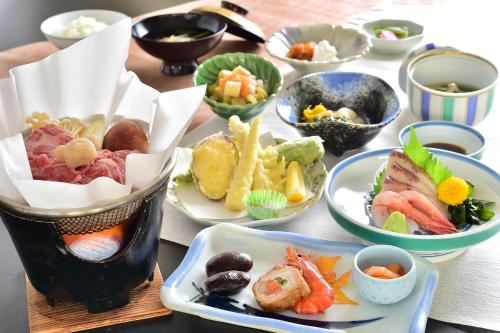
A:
[[165, 141, 326, 227], [325, 148, 500, 262], [161, 223, 439, 333]]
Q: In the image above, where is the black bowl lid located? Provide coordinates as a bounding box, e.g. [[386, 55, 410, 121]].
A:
[[191, 5, 265, 43]]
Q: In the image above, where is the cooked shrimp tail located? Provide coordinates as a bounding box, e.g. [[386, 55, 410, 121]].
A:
[[286, 246, 334, 314]]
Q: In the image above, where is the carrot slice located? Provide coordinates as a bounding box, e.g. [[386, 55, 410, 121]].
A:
[[322, 271, 337, 285], [315, 256, 340, 274], [219, 76, 230, 92], [264, 279, 281, 296], [333, 269, 352, 289], [334, 289, 359, 305]]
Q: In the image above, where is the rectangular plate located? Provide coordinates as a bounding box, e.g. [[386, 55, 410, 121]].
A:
[[160, 224, 438, 333]]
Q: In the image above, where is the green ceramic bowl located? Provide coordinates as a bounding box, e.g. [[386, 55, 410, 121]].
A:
[[193, 52, 283, 120]]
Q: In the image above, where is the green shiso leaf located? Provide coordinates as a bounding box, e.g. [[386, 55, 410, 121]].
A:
[[369, 168, 386, 203], [403, 127, 452, 185]]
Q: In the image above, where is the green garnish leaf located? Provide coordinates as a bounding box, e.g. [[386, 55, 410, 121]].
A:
[[403, 127, 452, 185], [173, 171, 193, 185], [274, 276, 288, 286], [373, 168, 386, 196], [369, 168, 386, 203]]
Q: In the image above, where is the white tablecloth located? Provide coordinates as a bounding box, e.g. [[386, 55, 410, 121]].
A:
[[161, 1, 500, 330]]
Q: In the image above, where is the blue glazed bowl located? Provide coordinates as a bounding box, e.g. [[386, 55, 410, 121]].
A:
[[399, 121, 486, 160], [353, 245, 417, 304], [276, 72, 400, 156]]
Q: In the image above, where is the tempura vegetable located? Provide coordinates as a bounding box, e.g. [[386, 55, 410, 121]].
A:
[[276, 136, 325, 165], [286, 161, 305, 201], [191, 133, 239, 200], [252, 145, 286, 193], [225, 117, 261, 211], [228, 115, 250, 153]]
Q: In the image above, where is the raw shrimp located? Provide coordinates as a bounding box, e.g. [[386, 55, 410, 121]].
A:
[[372, 191, 457, 234], [399, 190, 456, 231], [286, 247, 334, 314]]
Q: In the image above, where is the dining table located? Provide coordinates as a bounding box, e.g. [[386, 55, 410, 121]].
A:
[[0, 0, 499, 332]]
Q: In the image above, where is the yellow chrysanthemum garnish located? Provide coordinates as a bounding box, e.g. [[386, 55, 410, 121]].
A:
[[437, 177, 469, 206]]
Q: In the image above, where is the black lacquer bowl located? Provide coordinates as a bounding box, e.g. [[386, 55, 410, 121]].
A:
[[132, 13, 227, 75], [276, 72, 401, 156]]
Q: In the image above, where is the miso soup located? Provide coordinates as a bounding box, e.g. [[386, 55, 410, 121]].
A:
[[426, 82, 479, 93]]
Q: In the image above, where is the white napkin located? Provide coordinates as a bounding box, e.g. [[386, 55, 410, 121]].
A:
[[0, 18, 206, 209], [161, 2, 500, 331]]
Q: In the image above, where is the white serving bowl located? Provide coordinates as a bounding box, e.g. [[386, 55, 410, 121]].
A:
[[406, 51, 497, 125], [41, 9, 128, 49], [265, 24, 371, 73], [362, 19, 424, 54], [325, 148, 500, 263], [399, 121, 486, 160]]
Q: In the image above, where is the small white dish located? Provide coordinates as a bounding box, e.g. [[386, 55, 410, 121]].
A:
[[265, 24, 370, 73], [399, 121, 486, 160], [41, 9, 128, 49], [161, 223, 439, 333], [362, 19, 423, 54], [353, 245, 417, 304]]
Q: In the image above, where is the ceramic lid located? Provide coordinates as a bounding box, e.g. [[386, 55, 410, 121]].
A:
[[192, 5, 265, 43], [398, 43, 458, 92]]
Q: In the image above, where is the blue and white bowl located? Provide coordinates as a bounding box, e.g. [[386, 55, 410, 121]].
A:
[[405, 51, 497, 125], [353, 245, 417, 304], [399, 121, 486, 160], [276, 72, 400, 156], [325, 148, 500, 263]]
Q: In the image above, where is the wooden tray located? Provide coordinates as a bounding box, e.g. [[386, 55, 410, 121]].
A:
[[26, 265, 171, 333]]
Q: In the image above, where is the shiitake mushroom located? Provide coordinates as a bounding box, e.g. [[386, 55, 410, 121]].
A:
[[205, 251, 253, 277], [204, 270, 250, 295], [103, 120, 149, 153]]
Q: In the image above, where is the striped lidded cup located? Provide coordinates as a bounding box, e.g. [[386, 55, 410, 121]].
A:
[[406, 51, 497, 126]]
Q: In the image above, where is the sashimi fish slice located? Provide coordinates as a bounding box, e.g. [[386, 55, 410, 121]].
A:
[[381, 177, 449, 217], [385, 150, 449, 217], [387, 150, 437, 196]]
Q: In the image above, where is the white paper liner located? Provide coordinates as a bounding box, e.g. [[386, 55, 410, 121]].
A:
[[0, 18, 206, 209]]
